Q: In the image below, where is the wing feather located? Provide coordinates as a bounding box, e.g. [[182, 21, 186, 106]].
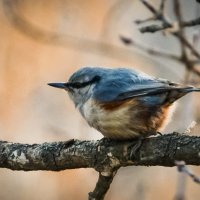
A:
[[93, 70, 192, 103], [114, 85, 192, 101]]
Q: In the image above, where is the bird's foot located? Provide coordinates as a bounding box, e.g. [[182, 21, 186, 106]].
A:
[[147, 131, 163, 137], [129, 137, 144, 160], [100, 137, 113, 145], [156, 131, 163, 136]]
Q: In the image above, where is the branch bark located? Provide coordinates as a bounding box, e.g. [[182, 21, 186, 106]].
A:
[[89, 170, 118, 200], [1, 133, 200, 171], [1, 133, 200, 199]]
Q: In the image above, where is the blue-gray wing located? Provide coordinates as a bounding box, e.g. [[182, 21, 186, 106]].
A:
[[93, 69, 188, 104]]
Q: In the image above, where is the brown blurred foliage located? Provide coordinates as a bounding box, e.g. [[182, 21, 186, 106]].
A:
[[0, 0, 200, 199]]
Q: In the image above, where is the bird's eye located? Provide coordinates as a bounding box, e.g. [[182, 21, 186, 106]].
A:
[[72, 82, 83, 88], [68, 75, 101, 89]]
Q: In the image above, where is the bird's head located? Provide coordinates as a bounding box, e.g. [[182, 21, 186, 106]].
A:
[[48, 67, 101, 108]]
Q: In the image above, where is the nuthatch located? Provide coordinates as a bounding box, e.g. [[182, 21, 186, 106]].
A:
[[48, 67, 200, 139]]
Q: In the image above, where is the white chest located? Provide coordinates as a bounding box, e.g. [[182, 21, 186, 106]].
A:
[[80, 99, 102, 126], [79, 99, 132, 136]]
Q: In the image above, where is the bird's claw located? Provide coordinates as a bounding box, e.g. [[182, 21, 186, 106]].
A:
[[129, 137, 144, 159]]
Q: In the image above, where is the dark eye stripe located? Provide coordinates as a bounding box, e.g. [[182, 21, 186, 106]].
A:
[[65, 75, 100, 89]]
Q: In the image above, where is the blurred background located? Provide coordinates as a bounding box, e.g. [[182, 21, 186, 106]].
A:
[[0, 0, 200, 199]]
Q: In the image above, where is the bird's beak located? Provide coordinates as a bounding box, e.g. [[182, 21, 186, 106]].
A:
[[48, 82, 68, 89]]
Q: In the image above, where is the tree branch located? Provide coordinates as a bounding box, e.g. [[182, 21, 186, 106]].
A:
[[89, 170, 118, 200], [1, 133, 200, 171], [120, 35, 181, 61], [175, 161, 200, 184], [134, 0, 200, 80], [139, 17, 200, 33], [1, 133, 200, 199]]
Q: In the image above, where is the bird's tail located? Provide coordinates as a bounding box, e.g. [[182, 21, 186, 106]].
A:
[[165, 86, 200, 105], [175, 86, 200, 93], [190, 88, 200, 92]]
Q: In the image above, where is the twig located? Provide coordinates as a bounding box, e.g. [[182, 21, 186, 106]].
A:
[[160, 0, 166, 12], [120, 35, 180, 61], [173, 0, 191, 80], [140, 0, 158, 16], [89, 170, 118, 200], [138, 0, 170, 32], [139, 23, 171, 33], [140, 18, 200, 33], [174, 171, 187, 200], [135, 17, 156, 25], [120, 35, 200, 77], [175, 33, 200, 59], [183, 17, 200, 28], [136, 0, 200, 79], [183, 121, 197, 134], [175, 161, 200, 184], [139, 0, 200, 59]]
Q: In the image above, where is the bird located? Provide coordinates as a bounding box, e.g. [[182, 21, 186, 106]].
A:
[[48, 67, 200, 140]]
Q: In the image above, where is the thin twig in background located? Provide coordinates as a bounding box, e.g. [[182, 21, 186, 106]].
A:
[[120, 34, 200, 77], [160, 0, 166, 12], [183, 121, 197, 135], [173, 0, 192, 82], [121, 0, 200, 79], [138, 0, 200, 59], [175, 161, 200, 184], [139, 0, 200, 33], [174, 160, 200, 200], [174, 172, 187, 200], [189, 2, 200, 83], [134, 16, 156, 25], [120, 36, 181, 61], [139, 17, 200, 33], [89, 170, 118, 200]]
